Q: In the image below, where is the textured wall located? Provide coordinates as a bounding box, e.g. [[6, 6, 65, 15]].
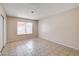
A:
[[7, 16, 38, 42], [39, 7, 79, 50]]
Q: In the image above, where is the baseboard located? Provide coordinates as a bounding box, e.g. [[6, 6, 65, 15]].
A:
[[7, 37, 39, 44], [39, 37, 79, 51]]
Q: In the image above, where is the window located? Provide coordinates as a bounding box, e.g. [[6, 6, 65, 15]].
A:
[[17, 21, 32, 35]]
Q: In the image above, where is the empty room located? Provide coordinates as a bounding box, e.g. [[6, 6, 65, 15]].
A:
[[0, 3, 79, 56]]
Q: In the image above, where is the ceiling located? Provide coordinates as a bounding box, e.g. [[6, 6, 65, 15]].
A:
[[1, 3, 79, 20]]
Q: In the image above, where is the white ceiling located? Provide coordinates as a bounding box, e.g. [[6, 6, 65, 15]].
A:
[[1, 3, 79, 20]]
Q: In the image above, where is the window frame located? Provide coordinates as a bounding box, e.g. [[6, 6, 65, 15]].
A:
[[17, 21, 33, 35]]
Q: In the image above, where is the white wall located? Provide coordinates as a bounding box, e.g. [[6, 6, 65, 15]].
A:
[[0, 4, 7, 51], [38, 7, 79, 50], [7, 16, 38, 43]]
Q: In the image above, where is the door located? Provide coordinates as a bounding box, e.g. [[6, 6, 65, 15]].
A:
[[0, 15, 4, 51]]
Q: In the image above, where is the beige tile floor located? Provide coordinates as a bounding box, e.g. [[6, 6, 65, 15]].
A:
[[1, 38, 79, 56]]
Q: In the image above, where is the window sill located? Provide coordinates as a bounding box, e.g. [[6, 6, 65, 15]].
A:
[[16, 33, 32, 36]]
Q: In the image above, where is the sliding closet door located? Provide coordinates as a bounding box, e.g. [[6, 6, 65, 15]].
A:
[[0, 16, 4, 51]]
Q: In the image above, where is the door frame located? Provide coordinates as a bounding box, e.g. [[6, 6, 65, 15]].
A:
[[0, 15, 4, 51]]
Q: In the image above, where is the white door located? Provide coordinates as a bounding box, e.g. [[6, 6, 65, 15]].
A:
[[0, 16, 4, 51]]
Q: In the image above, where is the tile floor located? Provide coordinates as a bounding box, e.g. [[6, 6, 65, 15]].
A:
[[1, 38, 79, 56]]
